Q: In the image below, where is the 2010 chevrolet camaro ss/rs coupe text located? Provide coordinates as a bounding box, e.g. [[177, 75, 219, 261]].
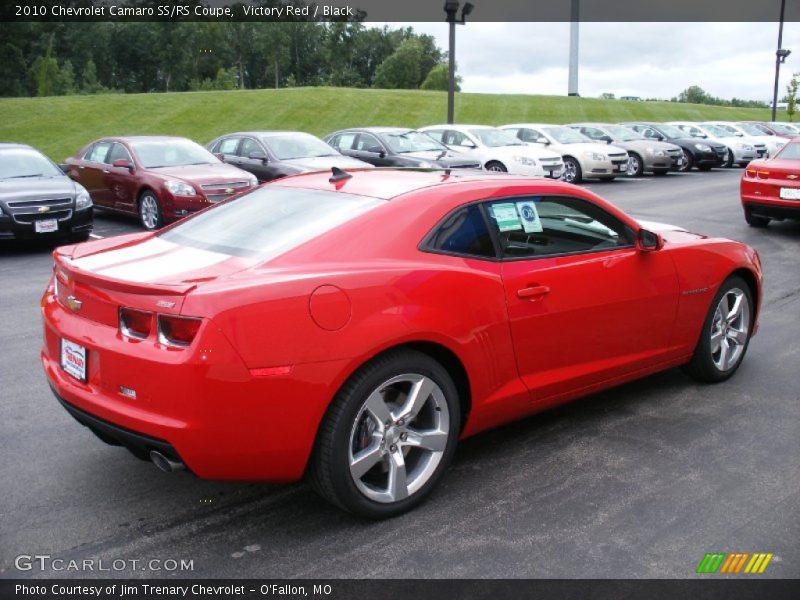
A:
[[41, 169, 762, 518]]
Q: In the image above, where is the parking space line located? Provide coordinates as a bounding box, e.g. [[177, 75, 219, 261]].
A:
[[89, 234, 104, 239]]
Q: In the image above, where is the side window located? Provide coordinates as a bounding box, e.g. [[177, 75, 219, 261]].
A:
[[107, 143, 132, 164], [332, 133, 356, 151], [424, 204, 496, 259], [238, 138, 262, 158], [444, 130, 470, 146], [84, 142, 112, 163], [581, 127, 604, 140], [485, 196, 633, 259], [354, 133, 383, 152], [216, 137, 240, 155], [518, 128, 542, 143]]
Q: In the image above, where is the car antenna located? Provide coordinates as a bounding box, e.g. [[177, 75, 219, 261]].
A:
[[329, 167, 352, 183]]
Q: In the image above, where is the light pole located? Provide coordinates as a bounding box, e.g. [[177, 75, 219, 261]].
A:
[[444, 1, 473, 124], [568, 0, 580, 96], [771, 0, 789, 122]]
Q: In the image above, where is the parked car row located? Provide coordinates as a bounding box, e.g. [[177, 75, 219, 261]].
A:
[[1, 120, 796, 240]]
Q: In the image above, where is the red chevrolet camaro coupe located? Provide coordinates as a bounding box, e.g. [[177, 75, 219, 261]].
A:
[[41, 169, 762, 518], [741, 137, 800, 227]]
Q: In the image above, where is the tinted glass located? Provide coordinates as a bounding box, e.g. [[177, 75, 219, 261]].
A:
[[655, 124, 686, 139], [0, 148, 62, 179], [485, 196, 632, 259], [354, 134, 383, 152], [107, 143, 132, 163], [331, 133, 356, 151], [426, 204, 495, 258], [216, 138, 240, 154], [238, 138, 262, 158], [738, 123, 767, 136], [606, 125, 643, 141], [131, 139, 220, 168], [262, 134, 338, 160], [160, 187, 384, 259]]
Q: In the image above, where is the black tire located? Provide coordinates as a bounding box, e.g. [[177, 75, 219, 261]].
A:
[[70, 232, 91, 243], [138, 190, 163, 231], [308, 349, 460, 519], [683, 275, 754, 383], [679, 148, 693, 172], [698, 165, 712, 171], [724, 149, 734, 168], [653, 169, 670, 176], [626, 153, 644, 177], [485, 161, 507, 173], [563, 156, 582, 183], [744, 206, 770, 228]]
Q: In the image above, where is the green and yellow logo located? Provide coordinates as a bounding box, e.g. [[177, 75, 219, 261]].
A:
[[696, 552, 774, 574]]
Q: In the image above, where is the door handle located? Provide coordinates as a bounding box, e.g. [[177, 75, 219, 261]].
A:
[[517, 285, 550, 300]]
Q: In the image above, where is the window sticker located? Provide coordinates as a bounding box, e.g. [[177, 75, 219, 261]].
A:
[[490, 203, 522, 232], [516, 201, 543, 233]]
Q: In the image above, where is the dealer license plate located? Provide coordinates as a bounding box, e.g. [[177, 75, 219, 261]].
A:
[[779, 187, 800, 200], [35, 219, 58, 233], [61, 339, 87, 382]]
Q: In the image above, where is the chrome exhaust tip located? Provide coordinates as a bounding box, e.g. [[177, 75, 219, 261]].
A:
[[149, 450, 185, 473]]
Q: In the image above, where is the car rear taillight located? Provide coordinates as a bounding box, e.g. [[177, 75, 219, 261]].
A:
[[119, 307, 153, 339], [158, 315, 202, 347]]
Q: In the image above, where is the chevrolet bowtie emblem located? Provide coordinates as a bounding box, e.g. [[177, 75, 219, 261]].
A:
[[225, 187, 234, 194], [38, 206, 50, 213], [66, 295, 83, 312], [787, 174, 798, 180]]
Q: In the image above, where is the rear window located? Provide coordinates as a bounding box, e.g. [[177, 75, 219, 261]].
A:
[[160, 186, 384, 259], [776, 142, 800, 160]]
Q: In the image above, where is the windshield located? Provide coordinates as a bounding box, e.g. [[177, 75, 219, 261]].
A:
[[131, 139, 220, 168], [655, 124, 686, 139], [382, 130, 445, 153], [703, 124, 730, 137], [160, 186, 384, 259], [770, 123, 800, 135], [542, 126, 590, 144], [605, 125, 643, 141], [263, 134, 339, 160], [469, 128, 523, 147], [0, 148, 63, 179], [737, 123, 765, 136]]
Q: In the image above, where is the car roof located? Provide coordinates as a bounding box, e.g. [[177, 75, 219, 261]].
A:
[[424, 124, 498, 130], [503, 123, 565, 129], [101, 136, 195, 143], [221, 131, 320, 138], [0, 142, 33, 150], [271, 167, 580, 201]]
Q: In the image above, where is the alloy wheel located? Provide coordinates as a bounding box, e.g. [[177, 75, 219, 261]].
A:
[[140, 195, 160, 230], [710, 287, 750, 372], [348, 373, 450, 503]]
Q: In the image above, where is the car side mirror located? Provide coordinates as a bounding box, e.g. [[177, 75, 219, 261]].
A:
[[112, 158, 133, 171], [601, 136, 612, 144], [637, 228, 663, 251], [367, 146, 386, 158], [655, 134, 665, 141], [734, 132, 743, 137], [536, 137, 549, 145], [58, 163, 70, 174], [214, 152, 225, 161], [248, 151, 267, 162]]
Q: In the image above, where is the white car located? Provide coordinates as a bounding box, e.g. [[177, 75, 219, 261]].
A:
[[501, 123, 629, 183], [667, 122, 763, 167], [419, 124, 564, 178], [704, 121, 787, 158]]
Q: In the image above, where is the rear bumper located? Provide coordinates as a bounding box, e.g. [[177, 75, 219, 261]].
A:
[[742, 179, 800, 220], [743, 200, 800, 220], [0, 207, 92, 240], [41, 289, 344, 482]]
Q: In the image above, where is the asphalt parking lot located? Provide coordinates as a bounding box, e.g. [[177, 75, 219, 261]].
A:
[[1, 168, 798, 579]]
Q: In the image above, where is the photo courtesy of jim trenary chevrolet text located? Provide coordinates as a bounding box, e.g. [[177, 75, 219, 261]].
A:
[[0, 0, 799, 598]]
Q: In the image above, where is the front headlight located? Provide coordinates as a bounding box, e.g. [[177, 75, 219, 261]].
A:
[[75, 189, 93, 210], [694, 143, 711, 151], [415, 160, 436, 168], [512, 155, 536, 166], [165, 180, 196, 196], [247, 175, 258, 187], [738, 144, 754, 151], [776, 142, 786, 149], [583, 151, 605, 161], [647, 148, 667, 157]]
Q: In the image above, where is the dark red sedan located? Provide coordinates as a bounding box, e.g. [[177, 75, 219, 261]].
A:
[[741, 138, 800, 227], [42, 169, 762, 518], [65, 136, 257, 230]]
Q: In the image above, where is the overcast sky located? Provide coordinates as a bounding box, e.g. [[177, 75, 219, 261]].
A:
[[385, 22, 800, 101]]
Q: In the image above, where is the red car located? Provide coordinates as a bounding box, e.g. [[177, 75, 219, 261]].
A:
[[65, 136, 258, 230], [741, 138, 800, 227], [41, 169, 762, 518]]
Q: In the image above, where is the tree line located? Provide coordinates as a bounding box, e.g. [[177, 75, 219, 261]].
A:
[[0, 21, 460, 97]]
